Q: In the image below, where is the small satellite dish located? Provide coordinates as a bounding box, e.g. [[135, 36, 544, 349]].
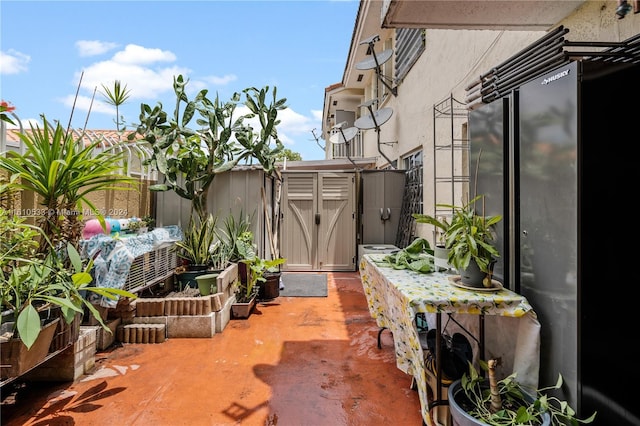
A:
[[359, 99, 379, 108], [356, 49, 393, 71], [329, 127, 358, 144], [332, 121, 348, 130], [354, 107, 393, 130], [359, 34, 380, 45]]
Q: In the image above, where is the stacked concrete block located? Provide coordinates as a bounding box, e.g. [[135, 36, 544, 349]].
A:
[[109, 263, 238, 343], [116, 324, 166, 343], [23, 326, 97, 382], [95, 318, 121, 350], [214, 263, 237, 333], [163, 297, 212, 315], [112, 297, 137, 322], [132, 296, 215, 339]]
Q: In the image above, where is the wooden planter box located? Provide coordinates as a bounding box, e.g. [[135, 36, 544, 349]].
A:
[[1, 318, 60, 380]]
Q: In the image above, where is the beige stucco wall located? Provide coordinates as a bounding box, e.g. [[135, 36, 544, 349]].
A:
[[356, 1, 638, 246], [358, 29, 545, 246]]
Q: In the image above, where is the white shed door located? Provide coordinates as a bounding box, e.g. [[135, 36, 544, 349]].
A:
[[281, 172, 355, 271]]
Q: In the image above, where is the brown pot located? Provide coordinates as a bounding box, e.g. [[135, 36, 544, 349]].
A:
[[0, 317, 60, 380], [259, 272, 281, 300], [231, 293, 257, 319]]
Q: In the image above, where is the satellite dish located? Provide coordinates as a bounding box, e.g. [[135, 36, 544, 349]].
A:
[[359, 99, 379, 108], [359, 34, 380, 45], [356, 49, 393, 71], [329, 127, 358, 144], [332, 121, 348, 129], [354, 107, 393, 130]]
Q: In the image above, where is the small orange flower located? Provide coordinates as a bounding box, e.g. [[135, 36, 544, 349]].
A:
[[1, 100, 16, 112], [1, 100, 17, 125]]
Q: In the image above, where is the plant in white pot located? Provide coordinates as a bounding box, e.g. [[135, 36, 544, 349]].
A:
[[412, 213, 451, 269], [449, 359, 597, 426]]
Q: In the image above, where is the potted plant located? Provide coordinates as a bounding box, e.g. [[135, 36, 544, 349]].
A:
[[173, 214, 218, 289], [231, 254, 285, 318], [217, 211, 254, 262], [1, 208, 136, 378], [126, 217, 149, 235], [412, 213, 451, 269], [414, 194, 502, 288], [449, 359, 597, 426]]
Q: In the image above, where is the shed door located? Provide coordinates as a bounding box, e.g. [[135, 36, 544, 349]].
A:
[[281, 172, 355, 271]]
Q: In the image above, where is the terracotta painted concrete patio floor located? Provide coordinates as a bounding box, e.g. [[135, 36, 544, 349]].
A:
[[1, 272, 425, 425]]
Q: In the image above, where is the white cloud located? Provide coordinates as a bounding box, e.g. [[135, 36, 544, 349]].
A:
[[60, 94, 114, 116], [204, 74, 238, 86], [64, 44, 189, 115], [112, 44, 176, 65], [76, 40, 119, 57], [0, 49, 30, 74], [75, 62, 190, 100], [235, 104, 321, 153]]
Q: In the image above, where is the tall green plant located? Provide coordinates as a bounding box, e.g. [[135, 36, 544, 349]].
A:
[[174, 214, 218, 265], [132, 75, 247, 223], [131, 75, 288, 228], [237, 86, 287, 259], [0, 118, 137, 251], [218, 210, 255, 262]]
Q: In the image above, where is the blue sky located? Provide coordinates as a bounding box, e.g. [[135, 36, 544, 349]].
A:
[[0, 0, 360, 160]]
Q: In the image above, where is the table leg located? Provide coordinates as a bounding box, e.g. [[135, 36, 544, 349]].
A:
[[377, 327, 387, 349]]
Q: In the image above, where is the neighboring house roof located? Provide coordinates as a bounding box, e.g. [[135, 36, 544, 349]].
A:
[[3, 128, 142, 148]]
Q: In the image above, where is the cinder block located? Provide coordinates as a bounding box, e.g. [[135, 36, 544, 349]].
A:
[[215, 295, 235, 333], [23, 327, 97, 381], [95, 318, 121, 350], [166, 313, 216, 338], [217, 264, 238, 306]]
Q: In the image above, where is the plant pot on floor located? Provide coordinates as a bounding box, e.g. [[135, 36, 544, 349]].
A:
[[448, 379, 551, 426], [231, 292, 257, 319], [259, 272, 281, 301]]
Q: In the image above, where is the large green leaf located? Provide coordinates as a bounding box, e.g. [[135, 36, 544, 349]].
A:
[[16, 304, 42, 350]]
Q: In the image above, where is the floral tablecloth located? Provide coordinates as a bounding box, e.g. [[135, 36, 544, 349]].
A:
[[360, 253, 540, 426], [80, 226, 183, 308]]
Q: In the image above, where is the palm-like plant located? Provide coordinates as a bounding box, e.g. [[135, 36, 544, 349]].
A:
[[101, 80, 131, 133], [0, 118, 137, 251]]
